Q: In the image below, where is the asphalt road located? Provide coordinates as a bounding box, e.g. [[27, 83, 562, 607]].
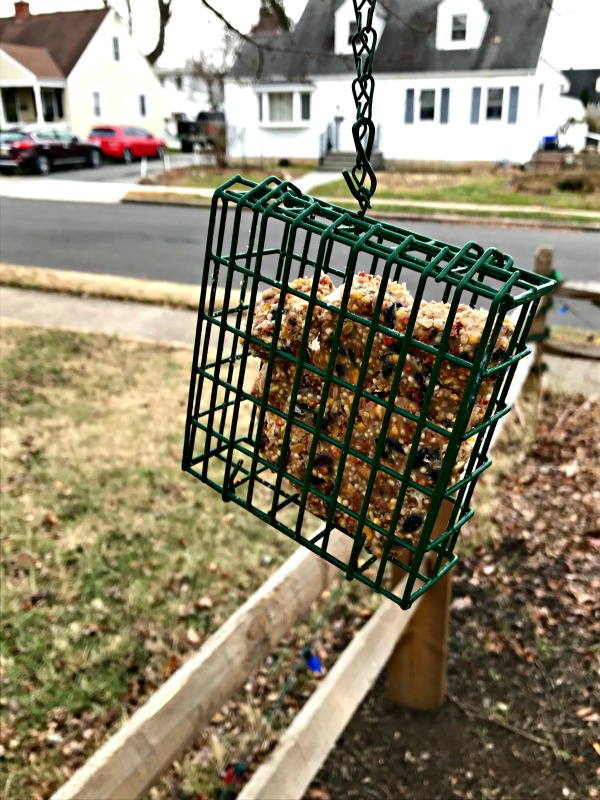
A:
[[1, 196, 598, 328]]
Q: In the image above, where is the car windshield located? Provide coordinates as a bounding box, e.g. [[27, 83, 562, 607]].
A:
[[90, 128, 116, 137], [0, 131, 26, 143]]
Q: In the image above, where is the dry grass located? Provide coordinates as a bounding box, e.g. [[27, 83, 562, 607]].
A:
[[0, 321, 300, 798], [0, 263, 237, 312], [0, 321, 384, 799]]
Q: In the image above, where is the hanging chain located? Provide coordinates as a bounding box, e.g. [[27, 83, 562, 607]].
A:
[[343, 0, 379, 216]]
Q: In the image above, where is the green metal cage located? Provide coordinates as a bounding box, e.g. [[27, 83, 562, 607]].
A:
[[182, 175, 556, 609]]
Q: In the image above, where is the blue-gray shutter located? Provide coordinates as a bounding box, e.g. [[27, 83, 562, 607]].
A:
[[508, 86, 519, 124], [440, 88, 450, 124], [470, 87, 481, 124], [405, 89, 414, 124]]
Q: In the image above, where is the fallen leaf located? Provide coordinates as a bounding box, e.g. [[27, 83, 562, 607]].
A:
[[163, 656, 182, 677], [186, 627, 201, 645], [306, 790, 331, 800], [452, 596, 473, 612], [196, 595, 214, 611]]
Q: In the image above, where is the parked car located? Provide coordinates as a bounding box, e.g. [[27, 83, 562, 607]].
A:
[[0, 126, 102, 175], [176, 111, 226, 152], [88, 125, 165, 163]]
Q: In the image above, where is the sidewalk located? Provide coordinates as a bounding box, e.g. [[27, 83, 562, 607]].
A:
[[1, 285, 598, 395]]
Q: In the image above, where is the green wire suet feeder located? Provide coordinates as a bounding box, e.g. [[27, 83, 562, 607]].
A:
[[182, 1, 557, 609]]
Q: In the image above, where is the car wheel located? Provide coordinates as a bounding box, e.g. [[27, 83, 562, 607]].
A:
[[122, 148, 132, 165], [88, 149, 102, 169], [155, 146, 165, 159], [35, 154, 51, 175]]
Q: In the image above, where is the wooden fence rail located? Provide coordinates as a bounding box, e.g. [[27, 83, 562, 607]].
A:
[[533, 246, 600, 362]]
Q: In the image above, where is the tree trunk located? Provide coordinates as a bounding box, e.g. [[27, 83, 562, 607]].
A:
[[145, 0, 172, 65]]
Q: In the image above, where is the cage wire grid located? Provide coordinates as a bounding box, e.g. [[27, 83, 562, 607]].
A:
[[182, 175, 555, 609]]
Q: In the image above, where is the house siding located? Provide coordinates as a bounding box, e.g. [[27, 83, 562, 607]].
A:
[[66, 12, 163, 139], [0, 49, 30, 81]]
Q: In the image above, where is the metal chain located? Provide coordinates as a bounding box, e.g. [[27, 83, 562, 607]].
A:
[[343, 0, 379, 216]]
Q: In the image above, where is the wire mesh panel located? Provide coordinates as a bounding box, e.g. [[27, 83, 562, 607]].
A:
[[182, 175, 556, 609]]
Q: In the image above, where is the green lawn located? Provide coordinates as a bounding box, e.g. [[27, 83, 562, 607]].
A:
[[311, 173, 600, 212]]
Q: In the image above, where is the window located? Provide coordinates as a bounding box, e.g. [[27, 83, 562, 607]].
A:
[[348, 21, 358, 44], [440, 88, 450, 124], [268, 92, 293, 122], [93, 91, 101, 117], [2, 88, 18, 123], [139, 94, 147, 117], [175, 75, 183, 91], [301, 92, 311, 121], [452, 14, 467, 41], [257, 88, 314, 125], [419, 89, 435, 121], [486, 88, 503, 120], [405, 89, 415, 124], [508, 86, 519, 124], [55, 130, 75, 143], [113, 36, 120, 61], [470, 87, 481, 124]]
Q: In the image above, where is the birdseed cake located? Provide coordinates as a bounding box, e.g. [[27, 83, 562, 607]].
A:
[[248, 272, 514, 558]]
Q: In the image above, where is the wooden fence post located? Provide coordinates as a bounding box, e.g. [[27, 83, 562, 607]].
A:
[[529, 246, 555, 369], [386, 500, 453, 710]]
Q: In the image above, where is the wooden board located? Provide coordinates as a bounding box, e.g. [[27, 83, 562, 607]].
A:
[[543, 340, 600, 361], [237, 569, 422, 800], [556, 280, 600, 303], [52, 528, 350, 800]]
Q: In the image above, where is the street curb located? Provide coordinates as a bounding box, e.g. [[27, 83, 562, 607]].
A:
[[121, 192, 600, 232], [0, 264, 242, 312]]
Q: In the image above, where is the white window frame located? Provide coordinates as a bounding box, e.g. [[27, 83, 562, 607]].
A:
[[92, 91, 101, 118], [112, 36, 120, 61], [255, 85, 315, 128], [139, 94, 147, 118]]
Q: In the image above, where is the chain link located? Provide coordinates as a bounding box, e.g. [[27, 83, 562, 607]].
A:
[[343, 0, 379, 216]]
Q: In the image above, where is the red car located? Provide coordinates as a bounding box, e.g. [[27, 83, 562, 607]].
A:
[[88, 125, 165, 163]]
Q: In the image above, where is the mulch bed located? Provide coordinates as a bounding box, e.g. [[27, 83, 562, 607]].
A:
[[308, 390, 599, 800]]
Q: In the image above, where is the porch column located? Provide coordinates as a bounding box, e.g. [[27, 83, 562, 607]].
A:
[[0, 91, 6, 127], [33, 82, 44, 123]]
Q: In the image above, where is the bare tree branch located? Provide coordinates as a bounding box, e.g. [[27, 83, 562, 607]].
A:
[[145, 0, 172, 65]]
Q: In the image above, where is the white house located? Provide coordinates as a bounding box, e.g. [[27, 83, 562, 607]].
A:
[[0, 1, 163, 140], [155, 66, 210, 123], [225, 0, 596, 164]]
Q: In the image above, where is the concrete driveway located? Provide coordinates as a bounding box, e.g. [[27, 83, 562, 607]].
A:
[[1, 151, 210, 184]]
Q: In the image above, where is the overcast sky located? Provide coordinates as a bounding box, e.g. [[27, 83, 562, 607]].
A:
[[0, 0, 310, 67]]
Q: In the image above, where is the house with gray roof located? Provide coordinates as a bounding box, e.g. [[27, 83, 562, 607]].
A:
[[225, 0, 593, 164], [0, 1, 163, 139]]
